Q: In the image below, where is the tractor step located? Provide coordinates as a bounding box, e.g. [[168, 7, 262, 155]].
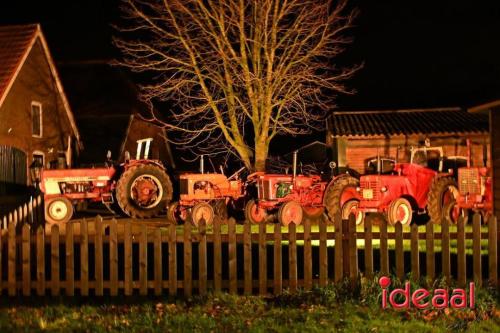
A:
[[101, 193, 114, 204]]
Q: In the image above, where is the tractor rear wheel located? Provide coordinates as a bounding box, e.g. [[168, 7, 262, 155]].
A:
[[278, 200, 303, 226], [427, 176, 458, 224], [191, 202, 214, 226], [245, 200, 267, 224], [324, 175, 360, 222], [45, 197, 73, 225], [387, 197, 413, 226], [213, 200, 228, 221], [116, 164, 173, 219]]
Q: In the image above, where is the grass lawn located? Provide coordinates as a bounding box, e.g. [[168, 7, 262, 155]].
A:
[[0, 277, 498, 332]]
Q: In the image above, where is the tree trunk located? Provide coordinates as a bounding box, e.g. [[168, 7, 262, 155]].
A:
[[254, 140, 269, 172]]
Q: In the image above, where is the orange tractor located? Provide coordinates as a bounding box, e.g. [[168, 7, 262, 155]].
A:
[[443, 140, 492, 223], [168, 156, 246, 225], [40, 138, 173, 224], [245, 151, 361, 225]]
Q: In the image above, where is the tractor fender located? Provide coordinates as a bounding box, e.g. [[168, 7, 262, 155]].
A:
[[323, 173, 360, 204], [124, 160, 166, 171]]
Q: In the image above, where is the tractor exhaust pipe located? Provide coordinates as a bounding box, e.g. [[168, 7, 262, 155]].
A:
[[200, 155, 205, 174], [466, 139, 471, 168], [292, 150, 298, 182]]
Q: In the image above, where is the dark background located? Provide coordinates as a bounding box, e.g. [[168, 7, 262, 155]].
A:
[[1, 0, 499, 154]]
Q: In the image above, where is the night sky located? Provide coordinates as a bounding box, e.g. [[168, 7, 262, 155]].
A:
[[1, 0, 499, 109]]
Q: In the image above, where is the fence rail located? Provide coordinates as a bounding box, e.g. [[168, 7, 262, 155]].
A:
[[0, 214, 498, 296]]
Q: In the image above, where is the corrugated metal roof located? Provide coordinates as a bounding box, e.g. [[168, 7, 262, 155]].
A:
[[0, 24, 38, 104], [328, 107, 489, 137]]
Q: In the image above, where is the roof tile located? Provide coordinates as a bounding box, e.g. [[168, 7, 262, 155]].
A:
[[329, 108, 489, 137]]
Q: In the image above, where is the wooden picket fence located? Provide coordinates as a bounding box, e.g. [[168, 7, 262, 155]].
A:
[[0, 194, 44, 230], [0, 214, 497, 296]]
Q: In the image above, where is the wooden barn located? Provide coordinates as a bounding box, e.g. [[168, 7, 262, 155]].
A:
[[469, 100, 500, 216], [0, 24, 80, 197], [326, 107, 490, 175]]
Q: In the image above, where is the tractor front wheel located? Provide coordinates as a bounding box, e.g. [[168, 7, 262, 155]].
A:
[[302, 206, 325, 219], [427, 177, 458, 224], [387, 197, 413, 226], [191, 202, 215, 226], [278, 201, 303, 226], [115, 164, 173, 219], [341, 199, 364, 225], [45, 197, 74, 225], [245, 200, 267, 224], [442, 201, 461, 224]]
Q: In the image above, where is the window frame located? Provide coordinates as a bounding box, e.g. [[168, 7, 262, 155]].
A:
[[31, 101, 43, 138], [32, 150, 45, 168]]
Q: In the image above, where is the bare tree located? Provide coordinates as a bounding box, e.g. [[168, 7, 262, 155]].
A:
[[115, 0, 360, 171]]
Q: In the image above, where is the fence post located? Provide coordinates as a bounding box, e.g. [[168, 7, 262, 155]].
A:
[[425, 221, 435, 281], [364, 216, 373, 280], [348, 214, 358, 285], [124, 220, 132, 296], [8, 222, 16, 296], [319, 215, 328, 286], [66, 222, 74, 296], [243, 220, 252, 295], [95, 216, 103, 296], [198, 220, 207, 296], [488, 216, 498, 288], [154, 228, 162, 296], [410, 223, 420, 281], [36, 226, 45, 296], [258, 222, 267, 295], [80, 219, 89, 296], [22, 224, 30, 296], [213, 217, 222, 292], [472, 213, 482, 286], [441, 217, 451, 284], [304, 218, 312, 290], [51, 224, 60, 296], [380, 219, 389, 276], [395, 222, 404, 280], [289, 223, 297, 291], [228, 218, 237, 294], [168, 222, 177, 296], [274, 222, 282, 294], [183, 221, 192, 297], [457, 216, 466, 287], [139, 223, 148, 296], [334, 214, 343, 282]]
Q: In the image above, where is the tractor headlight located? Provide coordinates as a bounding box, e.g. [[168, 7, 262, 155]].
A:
[[381, 186, 388, 193], [356, 187, 360, 192]]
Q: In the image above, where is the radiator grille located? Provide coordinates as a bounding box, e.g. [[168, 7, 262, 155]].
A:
[[458, 168, 480, 194], [360, 180, 380, 200]]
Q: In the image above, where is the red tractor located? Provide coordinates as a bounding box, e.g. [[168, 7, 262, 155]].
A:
[[245, 151, 361, 225], [356, 146, 458, 226], [168, 156, 246, 226], [40, 138, 173, 224], [443, 140, 492, 223]]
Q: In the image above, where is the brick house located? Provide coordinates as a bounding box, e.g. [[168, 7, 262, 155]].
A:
[[326, 107, 490, 175], [0, 24, 80, 196]]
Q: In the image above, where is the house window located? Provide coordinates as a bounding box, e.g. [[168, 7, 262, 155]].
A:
[[31, 102, 42, 137], [32, 151, 45, 168]]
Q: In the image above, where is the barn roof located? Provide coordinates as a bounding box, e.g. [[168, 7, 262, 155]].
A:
[[327, 107, 489, 137], [0, 24, 81, 146]]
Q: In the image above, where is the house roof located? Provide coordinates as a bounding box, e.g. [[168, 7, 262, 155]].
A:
[[469, 99, 500, 113], [328, 107, 489, 137], [0, 24, 81, 146]]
